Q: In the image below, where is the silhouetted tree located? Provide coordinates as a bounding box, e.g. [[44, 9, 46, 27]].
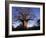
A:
[[37, 19, 40, 26], [15, 8, 36, 29]]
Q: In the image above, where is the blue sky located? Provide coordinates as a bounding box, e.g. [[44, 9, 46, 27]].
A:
[[12, 7, 40, 28]]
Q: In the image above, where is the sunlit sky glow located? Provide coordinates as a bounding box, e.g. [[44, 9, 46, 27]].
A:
[[12, 7, 40, 28]]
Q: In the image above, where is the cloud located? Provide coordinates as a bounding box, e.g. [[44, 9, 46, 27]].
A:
[[12, 20, 22, 28]]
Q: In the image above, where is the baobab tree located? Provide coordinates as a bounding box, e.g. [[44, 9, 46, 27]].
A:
[[14, 8, 36, 29]]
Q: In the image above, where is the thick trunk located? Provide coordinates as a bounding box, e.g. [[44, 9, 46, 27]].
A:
[[23, 21, 28, 29]]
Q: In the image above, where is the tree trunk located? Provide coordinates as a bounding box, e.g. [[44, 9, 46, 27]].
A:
[[23, 21, 28, 29]]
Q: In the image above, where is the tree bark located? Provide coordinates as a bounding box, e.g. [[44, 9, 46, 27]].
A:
[[23, 21, 28, 29]]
